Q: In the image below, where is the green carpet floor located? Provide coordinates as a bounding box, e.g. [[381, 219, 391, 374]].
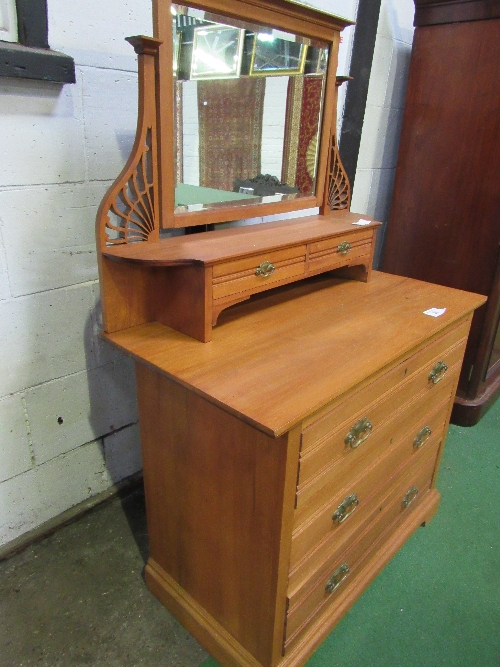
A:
[[202, 399, 500, 667]]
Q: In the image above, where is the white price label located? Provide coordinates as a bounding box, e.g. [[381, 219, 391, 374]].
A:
[[423, 308, 447, 318]]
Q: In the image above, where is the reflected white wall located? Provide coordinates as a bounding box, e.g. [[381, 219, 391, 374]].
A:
[[260, 77, 287, 178]]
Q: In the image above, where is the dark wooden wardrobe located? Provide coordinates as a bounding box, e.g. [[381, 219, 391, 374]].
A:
[[382, 0, 500, 425]]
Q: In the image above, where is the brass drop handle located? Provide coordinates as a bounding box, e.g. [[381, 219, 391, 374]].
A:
[[255, 261, 276, 278], [428, 361, 448, 385], [325, 563, 350, 594], [402, 486, 419, 509], [333, 493, 359, 524], [345, 417, 373, 449], [337, 241, 352, 255], [413, 425, 432, 450]]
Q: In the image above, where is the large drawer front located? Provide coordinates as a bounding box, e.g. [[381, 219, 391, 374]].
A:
[[284, 317, 472, 652], [295, 366, 463, 524], [289, 394, 450, 590], [285, 446, 437, 648], [301, 317, 470, 452], [296, 354, 460, 498]]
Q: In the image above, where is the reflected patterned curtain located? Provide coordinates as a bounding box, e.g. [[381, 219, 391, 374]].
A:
[[282, 76, 324, 194], [198, 78, 266, 191]]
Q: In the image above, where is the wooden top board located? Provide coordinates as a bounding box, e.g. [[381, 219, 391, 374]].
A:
[[102, 212, 380, 267], [103, 271, 486, 437]]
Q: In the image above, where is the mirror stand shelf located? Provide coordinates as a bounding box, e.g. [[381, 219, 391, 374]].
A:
[[96, 9, 380, 342], [101, 212, 379, 341]]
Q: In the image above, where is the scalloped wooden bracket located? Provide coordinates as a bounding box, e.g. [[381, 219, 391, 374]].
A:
[[96, 36, 162, 251], [96, 36, 162, 334], [324, 132, 351, 212]]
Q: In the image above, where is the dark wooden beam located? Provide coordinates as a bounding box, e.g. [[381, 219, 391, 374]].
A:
[[338, 0, 382, 189], [0, 0, 75, 83]]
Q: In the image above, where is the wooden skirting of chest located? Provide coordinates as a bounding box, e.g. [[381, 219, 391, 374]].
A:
[[103, 272, 485, 667]]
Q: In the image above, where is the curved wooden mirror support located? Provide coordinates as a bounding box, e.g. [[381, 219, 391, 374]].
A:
[[97, 0, 352, 240], [96, 0, 380, 342]]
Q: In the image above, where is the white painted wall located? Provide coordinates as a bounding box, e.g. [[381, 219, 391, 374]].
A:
[[182, 80, 200, 186], [260, 77, 288, 178], [350, 0, 415, 266], [0, 0, 18, 42], [0, 0, 414, 550], [0, 1, 150, 549]]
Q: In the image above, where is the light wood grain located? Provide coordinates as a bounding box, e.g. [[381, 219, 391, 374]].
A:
[[101, 215, 380, 341], [301, 317, 470, 444], [103, 272, 485, 436], [288, 429, 444, 595], [151, 0, 351, 228], [124, 271, 484, 667], [136, 364, 301, 666], [281, 490, 441, 664], [102, 214, 379, 266]]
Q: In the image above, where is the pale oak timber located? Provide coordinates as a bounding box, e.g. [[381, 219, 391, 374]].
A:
[[103, 272, 485, 437], [280, 490, 441, 666], [96, 0, 360, 343], [136, 366, 301, 667], [288, 428, 445, 593], [101, 214, 379, 341], [92, 1, 487, 664], [102, 214, 377, 267], [100, 272, 484, 667]]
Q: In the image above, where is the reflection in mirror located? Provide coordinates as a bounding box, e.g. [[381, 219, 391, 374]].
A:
[[249, 33, 307, 76], [191, 25, 244, 80], [172, 3, 330, 213]]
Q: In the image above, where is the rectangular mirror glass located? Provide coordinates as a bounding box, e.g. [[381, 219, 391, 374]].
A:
[[172, 3, 330, 214]]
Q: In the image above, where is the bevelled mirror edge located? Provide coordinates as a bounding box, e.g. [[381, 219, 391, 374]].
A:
[[94, 0, 353, 250], [153, 0, 353, 229]]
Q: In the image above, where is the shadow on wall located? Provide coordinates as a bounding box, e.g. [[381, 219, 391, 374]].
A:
[[373, 6, 413, 268], [116, 130, 137, 162], [352, 0, 414, 269], [84, 301, 148, 564]]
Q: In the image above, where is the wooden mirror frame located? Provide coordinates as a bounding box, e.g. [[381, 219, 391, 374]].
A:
[[94, 0, 380, 345], [97, 0, 353, 239]]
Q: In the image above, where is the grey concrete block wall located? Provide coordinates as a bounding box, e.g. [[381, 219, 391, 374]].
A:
[[0, 0, 151, 548], [350, 0, 415, 267], [0, 0, 413, 550]]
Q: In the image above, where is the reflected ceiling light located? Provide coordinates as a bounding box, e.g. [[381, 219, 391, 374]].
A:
[[194, 48, 232, 73]]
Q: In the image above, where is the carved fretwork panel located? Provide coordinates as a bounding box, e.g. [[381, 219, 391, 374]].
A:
[[327, 134, 351, 211], [104, 128, 157, 245], [96, 36, 160, 250]]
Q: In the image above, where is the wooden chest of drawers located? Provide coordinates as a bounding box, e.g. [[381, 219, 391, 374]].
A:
[[104, 272, 484, 667]]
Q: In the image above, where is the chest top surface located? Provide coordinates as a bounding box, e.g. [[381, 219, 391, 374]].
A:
[[103, 271, 485, 436]]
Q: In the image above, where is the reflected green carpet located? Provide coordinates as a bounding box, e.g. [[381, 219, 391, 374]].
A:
[[201, 399, 500, 667]]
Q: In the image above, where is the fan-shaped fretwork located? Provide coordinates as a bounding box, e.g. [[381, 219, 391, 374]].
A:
[[104, 129, 156, 245], [327, 135, 351, 210]]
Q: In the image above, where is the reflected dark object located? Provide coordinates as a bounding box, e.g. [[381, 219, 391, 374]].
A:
[[305, 46, 328, 75], [169, 2, 335, 221], [234, 173, 299, 197]]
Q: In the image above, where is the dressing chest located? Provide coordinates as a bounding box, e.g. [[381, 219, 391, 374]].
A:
[[95, 1, 485, 666]]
